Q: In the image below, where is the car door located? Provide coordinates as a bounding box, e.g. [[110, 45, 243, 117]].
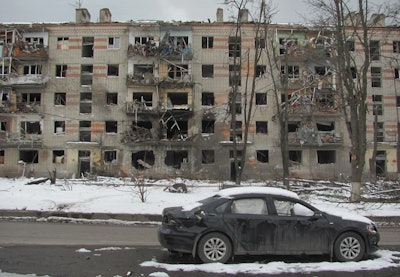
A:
[[270, 196, 335, 254], [222, 196, 277, 255]]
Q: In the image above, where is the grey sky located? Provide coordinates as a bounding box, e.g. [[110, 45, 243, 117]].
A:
[[0, 0, 307, 24]]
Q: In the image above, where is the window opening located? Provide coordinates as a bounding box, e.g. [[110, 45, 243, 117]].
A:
[[19, 150, 39, 163], [104, 150, 117, 163], [165, 150, 188, 169], [53, 150, 65, 164], [202, 150, 215, 164], [202, 37, 213, 48], [55, 93, 66, 106], [106, 92, 118, 105], [256, 150, 269, 163], [82, 37, 94, 57], [132, 150, 155, 170], [202, 92, 214, 106], [105, 121, 118, 133], [317, 150, 336, 164], [202, 120, 215, 133]]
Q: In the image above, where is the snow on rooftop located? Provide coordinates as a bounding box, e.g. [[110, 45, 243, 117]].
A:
[[216, 186, 300, 199]]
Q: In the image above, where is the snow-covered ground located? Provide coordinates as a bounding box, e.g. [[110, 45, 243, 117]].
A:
[[0, 176, 399, 276]]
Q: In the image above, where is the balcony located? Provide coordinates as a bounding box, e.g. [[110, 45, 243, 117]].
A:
[[126, 101, 157, 115], [1, 74, 49, 87], [288, 129, 343, 146], [0, 132, 42, 148], [12, 42, 49, 61]]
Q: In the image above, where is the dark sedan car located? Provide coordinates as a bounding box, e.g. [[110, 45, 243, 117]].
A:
[[158, 186, 380, 263]]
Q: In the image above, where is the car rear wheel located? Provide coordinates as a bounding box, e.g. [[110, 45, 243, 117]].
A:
[[197, 232, 232, 263], [334, 232, 365, 262]]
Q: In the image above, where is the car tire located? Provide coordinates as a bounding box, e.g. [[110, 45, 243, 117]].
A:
[[197, 232, 232, 263], [334, 232, 365, 262]]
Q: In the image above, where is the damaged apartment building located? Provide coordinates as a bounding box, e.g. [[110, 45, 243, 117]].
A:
[[0, 8, 399, 180]]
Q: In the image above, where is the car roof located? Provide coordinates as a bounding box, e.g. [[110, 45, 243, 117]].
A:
[[216, 186, 300, 199]]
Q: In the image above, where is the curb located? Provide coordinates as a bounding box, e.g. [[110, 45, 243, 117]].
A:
[[0, 210, 162, 223]]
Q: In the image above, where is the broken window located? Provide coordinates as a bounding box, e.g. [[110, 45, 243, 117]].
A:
[[168, 64, 189, 80], [53, 150, 65, 164], [107, 64, 119, 76], [202, 92, 214, 106], [370, 40, 380, 61], [350, 67, 357, 79], [376, 122, 384, 142], [0, 150, 4, 164], [22, 93, 41, 105], [57, 37, 69, 50], [394, 41, 400, 53], [281, 65, 299, 79], [202, 65, 214, 78], [316, 122, 334, 131], [255, 38, 266, 49], [317, 150, 336, 164], [19, 150, 39, 164], [131, 150, 155, 170], [135, 36, 154, 45], [167, 93, 188, 109], [202, 120, 215, 134], [165, 150, 188, 169], [80, 92, 92, 114], [256, 150, 269, 163], [133, 92, 152, 107], [81, 65, 93, 86], [315, 66, 329, 76], [256, 65, 266, 78], [21, 121, 41, 135], [395, 68, 400, 79], [256, 121, 268, 134], [229, 64, 241, 86], [25, 37, 44, 45], [231, 198, 268, 215], [0, 121, 6, 132], [230, 121, 242, 141], [289, 150, 302, 164], [54, 121, 65, 134], [202, 150, 215, 164], [23, 65, 42, 75], [108, 37, 120, 49], [256, 93, 267, 105], [371, 67, 381, 88], [106, 92, 118, 105], [346, 39, 355, 51], [279, 37, 298, 55], [54, 92, 66, 106], [316, 91, 334, 110], [228, 36, 241, 57], [288, 122, 299, 132], [104, 150, 117, 164], [372, 95, 383, 115], [376, 150, 386, 176], [105, 121, 118, 133], [56, 65, 67, 77], [166, 120, 188, 139], [79, 121, 91, 142], [82, 37, 94, 58]]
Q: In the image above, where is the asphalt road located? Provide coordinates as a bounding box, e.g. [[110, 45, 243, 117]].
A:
[[0, 221, 399, 277]]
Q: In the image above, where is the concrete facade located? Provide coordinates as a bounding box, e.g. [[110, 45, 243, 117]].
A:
[[0, 8, 399, 181]]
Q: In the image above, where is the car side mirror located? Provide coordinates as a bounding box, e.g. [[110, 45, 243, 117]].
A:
[[310, 211, 323, 221]]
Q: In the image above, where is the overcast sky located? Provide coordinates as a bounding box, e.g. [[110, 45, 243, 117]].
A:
[[0, 0, 308, 24]]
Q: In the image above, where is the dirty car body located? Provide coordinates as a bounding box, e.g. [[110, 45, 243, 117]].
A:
[[158, 187, 380, 263]]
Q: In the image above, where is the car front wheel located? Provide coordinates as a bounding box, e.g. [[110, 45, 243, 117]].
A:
[[197, 232, 232, 263], [334, 232, 365, 262]]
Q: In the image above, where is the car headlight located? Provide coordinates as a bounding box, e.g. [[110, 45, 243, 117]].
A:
[[366, 223, 377, 234]]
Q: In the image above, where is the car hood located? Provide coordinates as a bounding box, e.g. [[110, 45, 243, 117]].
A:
[[321, 209, 374, 225]]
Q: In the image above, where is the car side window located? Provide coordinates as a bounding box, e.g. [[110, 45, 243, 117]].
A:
[[231, 198, 268, 215], [273, 199, 314, 217]]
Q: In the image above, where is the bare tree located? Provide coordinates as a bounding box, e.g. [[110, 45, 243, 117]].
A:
[[307, 0, 389, 201], [224, 0, 279, 185]]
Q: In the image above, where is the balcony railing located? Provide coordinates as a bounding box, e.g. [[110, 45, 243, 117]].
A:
[[1, 74, 49, 86], [0, 132, 42, 148], [288, 130, 343, 146]]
